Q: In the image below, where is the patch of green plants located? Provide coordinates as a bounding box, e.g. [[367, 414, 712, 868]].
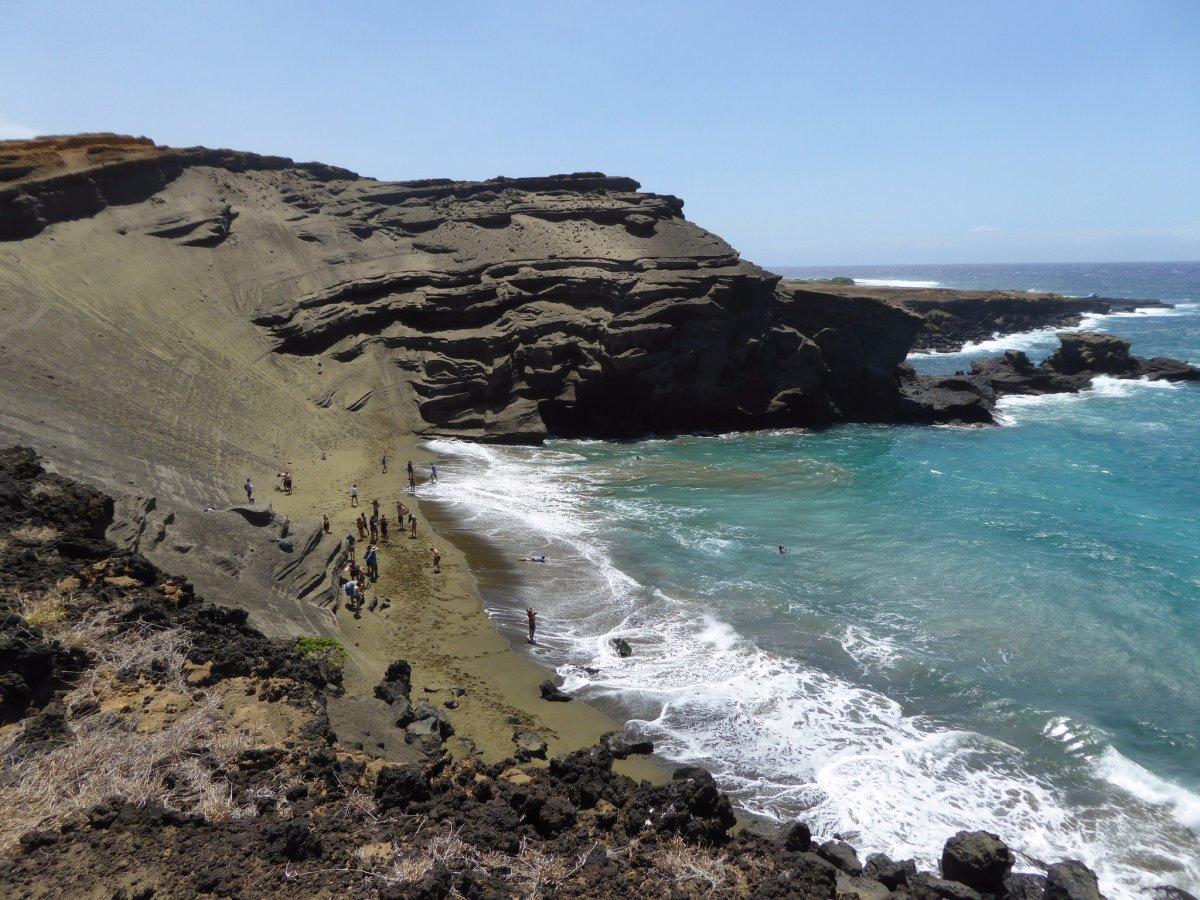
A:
[[295, 635, 347, 668]]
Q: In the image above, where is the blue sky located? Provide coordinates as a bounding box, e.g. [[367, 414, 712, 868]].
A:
[[3, 1, 1197, 265]]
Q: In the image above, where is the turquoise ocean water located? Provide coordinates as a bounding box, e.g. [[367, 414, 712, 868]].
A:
[[425, 263, 1200, 897]]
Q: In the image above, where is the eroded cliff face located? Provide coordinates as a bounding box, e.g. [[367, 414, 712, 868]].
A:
[[0, 134, 958, 457]]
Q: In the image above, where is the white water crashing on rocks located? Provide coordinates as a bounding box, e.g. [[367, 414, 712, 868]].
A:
[[420, 437, 1200, 897], [907, 304, 1187, 360]]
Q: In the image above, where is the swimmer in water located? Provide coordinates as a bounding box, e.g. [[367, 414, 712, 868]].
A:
[[519, 554, 547, 563], [778, 545, 786, 555]]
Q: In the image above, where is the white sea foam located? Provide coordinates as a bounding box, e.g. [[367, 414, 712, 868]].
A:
[[1094, 747, 1200, 831], [421, 437, 1200, 897], [996, 376, 1184, 425]]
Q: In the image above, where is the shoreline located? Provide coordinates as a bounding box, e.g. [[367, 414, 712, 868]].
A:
[[268, 438, 664, 783]]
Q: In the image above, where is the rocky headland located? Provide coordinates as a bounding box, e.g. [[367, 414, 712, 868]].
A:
[[784, 281, 1171, 354]]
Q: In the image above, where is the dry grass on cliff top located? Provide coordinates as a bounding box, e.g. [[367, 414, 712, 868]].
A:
[[0, 593, 268, 850]]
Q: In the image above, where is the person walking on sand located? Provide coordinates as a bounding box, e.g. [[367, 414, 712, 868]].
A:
[[243, 479, 254, 503], [365, 543, 379, 581], [322, 514, 331, 534], [431, 463, 438, 484], [356, 513, 367, 540], [526, 607, 537, 644], [382, 454, 388, 474], [431, 547, 442, 573], [380, 514, 389, 543], [350, 483, 359, 507]]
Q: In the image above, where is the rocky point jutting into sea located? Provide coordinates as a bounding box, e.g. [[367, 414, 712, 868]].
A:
[[2, 135, 1197, 898]]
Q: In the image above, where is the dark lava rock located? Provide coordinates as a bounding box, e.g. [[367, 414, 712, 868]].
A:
[[374, 659, 412, 705], [864, 851, 917, 888], [941, 829, 1014, 894], [374, 764, 430, 811], [971, 332, 1199, 399], [836, 872, 893, 899], [411, 700, 454, 738], [263, 820, 322, 862], [1004, 873, 1049, 899], [817, 838, 863, 876], [538, 679, 572, 702], [599, 730, 653, 759], [611, 637, 633, 657], [513, 730, 548, 760], [1044, 860, 1103, 900], [783, 820, 812, 852], [907, 872, 984, 900], [896, 366, 997, 424]]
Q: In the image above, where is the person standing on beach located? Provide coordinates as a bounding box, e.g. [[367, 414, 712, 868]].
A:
[[409, 515, 417, 538], [397, 501, 407, 522], [322, 514, 331, 534], [407, 460, 414, 478], [408, 472, 417, 494], [357, 513, 367, 540], [243, 479, 254, 503], [381, 455, 388, 474], [526, 607, 537, 644], [431, 463, 439, 484], [346, 533, 356, 557], [365, 543, 379, 581], [350, 483, 359, 507], [431, 547, 442, 573], [380, 514, 389, 543], [369, 516, 379, 544]]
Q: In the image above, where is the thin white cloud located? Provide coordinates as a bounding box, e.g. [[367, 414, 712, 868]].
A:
[[969, 225, 1001, 233], [0, 117, 38, 140]]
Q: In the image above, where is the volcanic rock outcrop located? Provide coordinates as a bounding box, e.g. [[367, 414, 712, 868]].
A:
[[970, 332, 1200, 396], [786, 280, 1171, 354], [1, 133, 975, 452]]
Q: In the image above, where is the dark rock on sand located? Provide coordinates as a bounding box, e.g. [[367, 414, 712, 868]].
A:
[[1044, 860, 1103, 900], [941, 829, 1015, 894], [512, 730, 548, 760], [599, 729, 654, 759], [539, 678, 572, 702]]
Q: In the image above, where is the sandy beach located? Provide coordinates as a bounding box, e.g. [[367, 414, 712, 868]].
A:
[[268, 436, 663, 781]]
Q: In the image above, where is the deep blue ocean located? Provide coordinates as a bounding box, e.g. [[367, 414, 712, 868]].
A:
[[426, 262, 1200, 897]]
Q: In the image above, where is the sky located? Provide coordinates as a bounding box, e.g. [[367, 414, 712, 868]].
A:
[[2, 1, 1198, 266]]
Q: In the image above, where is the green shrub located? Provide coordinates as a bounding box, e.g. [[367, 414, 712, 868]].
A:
[[296, 636, 347, 669]]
